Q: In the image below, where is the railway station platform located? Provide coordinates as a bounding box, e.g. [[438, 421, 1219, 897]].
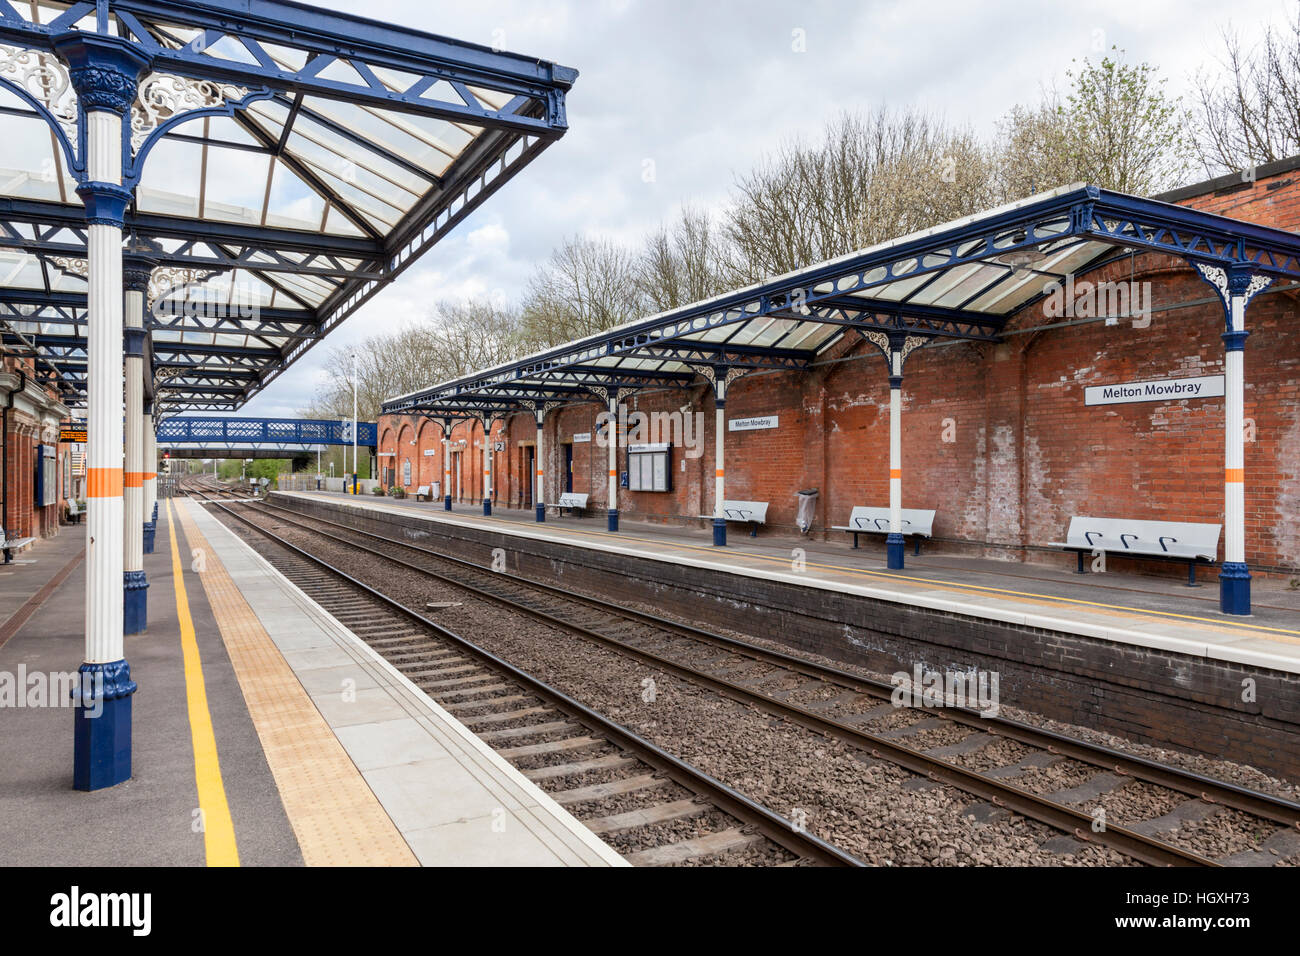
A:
[[0, 499, 624, 867], [272, 490, 1300, 781], [282, 491, 1300, 673]]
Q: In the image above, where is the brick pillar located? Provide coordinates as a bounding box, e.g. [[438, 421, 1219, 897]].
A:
[[983, 342, 1027, 558]]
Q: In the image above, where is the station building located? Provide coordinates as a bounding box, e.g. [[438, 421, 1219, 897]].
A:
[[1, 357, 74, 547], [379, 160, 1300, 583]]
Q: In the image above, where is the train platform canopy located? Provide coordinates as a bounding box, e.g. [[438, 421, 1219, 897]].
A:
[[384, 182, 1300, 418], [382, 181, 1299, 618], [0, 0, 577, 413]]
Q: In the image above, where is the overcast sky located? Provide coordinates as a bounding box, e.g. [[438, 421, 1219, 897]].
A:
[[241, 0, 1296, 418]]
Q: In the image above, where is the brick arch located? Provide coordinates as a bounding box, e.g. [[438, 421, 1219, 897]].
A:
[[396, 422, 415, 489], [416, 418, 437, 490]]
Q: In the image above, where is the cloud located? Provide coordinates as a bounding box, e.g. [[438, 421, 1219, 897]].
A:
[[235, 0, 1296, 418]]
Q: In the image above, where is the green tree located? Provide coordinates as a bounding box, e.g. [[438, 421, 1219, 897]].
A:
[[998, 49, 1192, 197]]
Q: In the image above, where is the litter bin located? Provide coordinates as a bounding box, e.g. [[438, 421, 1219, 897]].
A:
[[795, 488, 819, 534]]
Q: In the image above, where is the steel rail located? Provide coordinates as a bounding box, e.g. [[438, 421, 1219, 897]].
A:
[[259, 497, 1300, 832], [202, 495, 863, 868]]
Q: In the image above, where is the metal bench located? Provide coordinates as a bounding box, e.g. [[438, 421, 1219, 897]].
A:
[[833, 506, 936, 553], [66, 499, 83, 524], [1, 525, 36, 564], [549, 492, 589, 517], [700, 500, 769, 537], [414, 485, 432, 502], [1051, 516, 1221, 586]]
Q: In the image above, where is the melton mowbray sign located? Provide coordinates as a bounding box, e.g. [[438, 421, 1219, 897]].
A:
[[1085, 375, 1225, 407]]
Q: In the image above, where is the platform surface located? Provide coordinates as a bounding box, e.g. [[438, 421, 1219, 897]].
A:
[[0, 498, 623, 867], [281, 492, 1300, 676]]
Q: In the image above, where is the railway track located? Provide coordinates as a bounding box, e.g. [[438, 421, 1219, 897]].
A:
[[198, 493, 862, 867], [233, 495, 1300, 867]]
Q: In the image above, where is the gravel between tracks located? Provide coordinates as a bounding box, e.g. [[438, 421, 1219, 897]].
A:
[[212, 503, 1152, 866]]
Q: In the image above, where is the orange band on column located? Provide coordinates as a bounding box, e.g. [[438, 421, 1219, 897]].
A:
[[144, 472, 156, 480], [715, 469, 725, 477], [608, 469, 617, 477], [1225, 468, 1244, 483], [124, 472, 144, 488], [890, 469, 902, 479], [536, 470, 543, 476], [88, 467, 123, 497]]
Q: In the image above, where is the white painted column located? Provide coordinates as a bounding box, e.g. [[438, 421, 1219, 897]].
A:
[[607, 395, 619, 531], [482, 418, 493, 515], [887, 349, 905, 569], [535, 409, 546, 522], [84, 108, 125, 662], [712, 382, 726, 546], [1220, 287, 1250, 613], [59, 27, 151, 792], [441, 418, 452, 509], [122, 276, 147, 632], [442, 422, 453, 510], [143, 408, 156, 521]]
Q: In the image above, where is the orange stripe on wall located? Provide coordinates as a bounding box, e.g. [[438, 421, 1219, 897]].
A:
[[1225, 468, 1244, 483], [87, 467, 122, 498]]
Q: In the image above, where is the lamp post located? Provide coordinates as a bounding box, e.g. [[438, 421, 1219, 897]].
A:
[[352, 352, 359, 495]]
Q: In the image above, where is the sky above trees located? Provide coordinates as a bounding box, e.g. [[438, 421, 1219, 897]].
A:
[[250, 0, 1297, 421]]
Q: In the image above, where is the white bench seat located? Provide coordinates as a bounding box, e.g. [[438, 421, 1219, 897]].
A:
[[1052, 515, 1221, 586], [548, 492, 590, 517], [833, 506, 936, 553], [1, 526, 36, 564], [700, 500, 769, 537], [414, 485, 432, 502], [66, 499, 83, 524]]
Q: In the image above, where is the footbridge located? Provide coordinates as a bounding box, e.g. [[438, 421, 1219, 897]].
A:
[[156, 417, 378, 459]]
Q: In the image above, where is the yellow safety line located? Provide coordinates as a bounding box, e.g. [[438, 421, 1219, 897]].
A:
[[388, 498, 1300, 641], [166, 498, 240, 867]]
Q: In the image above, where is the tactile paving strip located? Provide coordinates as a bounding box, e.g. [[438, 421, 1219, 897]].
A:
[[174, 503, 418, 867]]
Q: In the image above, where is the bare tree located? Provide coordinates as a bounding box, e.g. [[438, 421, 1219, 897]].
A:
[[724, 108, 1000, 284], [519, 235, 644, 350], [635, 204, 731, 311], [1194, 14, 1300, 174], [998, 50, 1192, 197], [418, 298, 525, 377]]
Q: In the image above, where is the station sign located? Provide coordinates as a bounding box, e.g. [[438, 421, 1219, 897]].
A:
[[728, 415, 779, 432], [422, 448, 436, 456], [1085, 375, 1225, 407], [572, 432, 592, 443], [59, 427, 88, 443]]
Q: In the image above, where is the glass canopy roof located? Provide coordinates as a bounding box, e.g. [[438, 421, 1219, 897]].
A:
[[385, 182, 1300, 418], [0, 0, 577, 413]]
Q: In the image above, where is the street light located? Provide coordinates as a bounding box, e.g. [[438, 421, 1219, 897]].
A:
[[351, 351, 359, 495]]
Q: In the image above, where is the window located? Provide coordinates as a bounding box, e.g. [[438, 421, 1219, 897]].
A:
[[627, 443, 671, 492]]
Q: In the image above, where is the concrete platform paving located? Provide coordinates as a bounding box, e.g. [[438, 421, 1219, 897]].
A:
[[283, 492, 1300, 675], [0, 497, 623, 867], [0, 504, 301, 866]]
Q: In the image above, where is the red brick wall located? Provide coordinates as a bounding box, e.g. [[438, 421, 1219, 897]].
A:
[[378, 166, 1300, 575]]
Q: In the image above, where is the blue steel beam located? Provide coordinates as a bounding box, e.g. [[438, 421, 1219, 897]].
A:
[[156, 416, 378, 447], [0, 1, 575, 134]]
